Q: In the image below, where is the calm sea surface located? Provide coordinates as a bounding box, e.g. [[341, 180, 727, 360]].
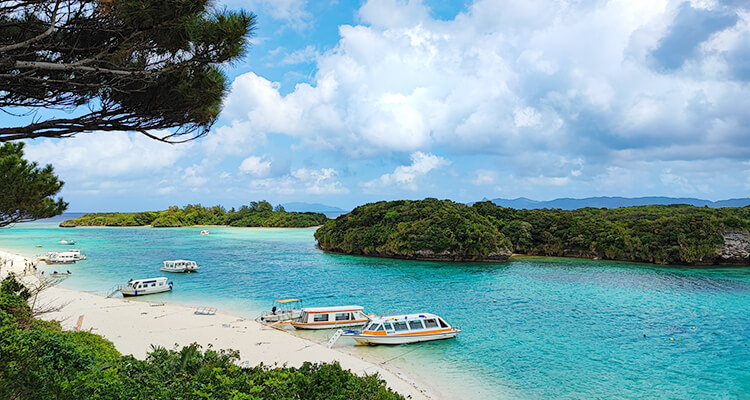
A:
[[1, 217, 749, 399]]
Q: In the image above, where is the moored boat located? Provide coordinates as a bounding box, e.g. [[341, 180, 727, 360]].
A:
[[260, 298, 303, 323], [341, 313, 460, 345], [160, 260, 200, 273], [45, 252, 77, 264], [200, 230, 209, 235], [58, 239, 75, 245], [291, 306, 370, 330], [44, 250, 86, 264], [119, 277, 173, 296]]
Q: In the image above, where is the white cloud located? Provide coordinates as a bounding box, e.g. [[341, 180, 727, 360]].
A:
[[472, 169, 497, 186], [239, 156, 272, 177], [363, 152, 449, 191], [220, 0, 750, 169], [24, 131, 189, 181], [248, 167, 348, 195]]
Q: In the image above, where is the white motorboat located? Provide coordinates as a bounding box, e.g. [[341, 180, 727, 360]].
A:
[[291, 306, 370, 330], [200, 230, 209, 236], [58, 239, 75, 245], [340, 313, 460, 345], [44, 250, 86, 264], [119, 277, 173, 296], [260, 298, 303, 323], [161, 260, 200, 273], [44, 252, 77, 264]]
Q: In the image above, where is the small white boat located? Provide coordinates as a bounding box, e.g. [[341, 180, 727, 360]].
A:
[[160, 260, 200, 273], [340, 313, 460, 345], [119, 277, 173, 296], [260, 298, 303, 323], [200, 230, 209, 236], [291, 306, 370, 330], [58, 239, 75, 245]]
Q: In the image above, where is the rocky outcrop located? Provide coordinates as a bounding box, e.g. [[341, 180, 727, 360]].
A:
[[719, 231, 750, 264]]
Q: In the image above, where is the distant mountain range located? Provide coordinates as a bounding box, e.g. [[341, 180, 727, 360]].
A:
[[477, 196, 750, 210], [281, 202, 347, 213]]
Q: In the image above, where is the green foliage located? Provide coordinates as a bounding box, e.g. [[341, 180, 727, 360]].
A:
[[472, 201, 750, 265], [316, 199, 750, 265], [315, 198, 512, 261], [0, 277, 403, 399], [0, 142, 68, 227], [0, 0, 257, 142], [60, 202, 327, 228]]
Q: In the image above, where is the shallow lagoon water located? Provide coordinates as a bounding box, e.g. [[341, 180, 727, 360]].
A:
[[1, 219, 749, 399]]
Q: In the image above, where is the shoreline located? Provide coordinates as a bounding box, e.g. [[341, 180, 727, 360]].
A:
[[0, 248, 438, 400]]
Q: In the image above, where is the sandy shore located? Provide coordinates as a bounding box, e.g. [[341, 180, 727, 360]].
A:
[[0, 249, 436, 400]]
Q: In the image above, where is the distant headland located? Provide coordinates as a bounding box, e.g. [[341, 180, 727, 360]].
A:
[[60, 202, 327, 228]]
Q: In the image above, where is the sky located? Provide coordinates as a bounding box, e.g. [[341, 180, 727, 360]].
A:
[[11, 0, 750, 211]]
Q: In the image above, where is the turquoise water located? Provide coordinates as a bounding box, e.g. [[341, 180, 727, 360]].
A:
[[1, 219, 749, 399]]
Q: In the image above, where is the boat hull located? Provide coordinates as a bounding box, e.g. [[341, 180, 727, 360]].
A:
[[119, 285, 172, 297], [346, 330, 459, 345], [46, 260, 75, 265], [160, 267, 200, 273], [291, 319, 369, 330]]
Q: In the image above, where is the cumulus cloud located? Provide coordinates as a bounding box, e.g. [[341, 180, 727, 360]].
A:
[[472, 169, 497, 186], [248, 168, 349, 195], [24, 131, 190, 181], [239, 156, 272, 177], [363, 152, 449, 191], [221, 0, 750, 171]]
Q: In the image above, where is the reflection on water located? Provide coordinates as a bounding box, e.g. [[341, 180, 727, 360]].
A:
[[1, 222, 749, 400]]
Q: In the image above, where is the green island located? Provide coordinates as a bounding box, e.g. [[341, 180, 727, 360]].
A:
[[0, 275, 402, 400], [315, 198, 750, 265], [60, 201, 328, 228]]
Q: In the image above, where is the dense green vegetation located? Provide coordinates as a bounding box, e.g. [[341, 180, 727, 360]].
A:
[[60, 201, 328, 228], [315, 198, 512, 261], [316, 199, 750, 265], [0, 142, 67, 227], [472, 201, 750, 264], [0, 275, 402, 400]]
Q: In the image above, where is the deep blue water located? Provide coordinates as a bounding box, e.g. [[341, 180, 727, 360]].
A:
[[1, 221, 748, 399]]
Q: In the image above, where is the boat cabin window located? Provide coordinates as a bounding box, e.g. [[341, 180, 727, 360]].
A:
[[424, 319, 438, 328], [374, 324, 385, 331], [393, 321, 408, 331], [409, 320, 424, 330], [438, 318, 449, 328], [151, 283, 156, 287], [313, 313, 329, 322], [335, 312, 350, 321], [382, 322, 394, 331]]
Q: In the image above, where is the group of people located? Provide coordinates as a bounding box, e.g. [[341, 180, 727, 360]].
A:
[[0, 256, 38, 276]]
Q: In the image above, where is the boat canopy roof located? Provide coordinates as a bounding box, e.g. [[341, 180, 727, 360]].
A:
[[164, 259, 196, 264], [368, 313, 441, 323], [130, 277, 168, 284], [301, 305, 363, 313], [275, 298, 301, 304]]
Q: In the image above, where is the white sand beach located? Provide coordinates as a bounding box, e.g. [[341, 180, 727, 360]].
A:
[[0, 249, 437, 400]]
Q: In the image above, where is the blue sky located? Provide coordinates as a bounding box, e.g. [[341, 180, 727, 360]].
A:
[[11, 0, 750, 211]]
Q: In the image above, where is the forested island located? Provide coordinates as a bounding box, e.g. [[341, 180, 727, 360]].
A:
[[60, 201, 327, 228], [315, 199, 750, 265]]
